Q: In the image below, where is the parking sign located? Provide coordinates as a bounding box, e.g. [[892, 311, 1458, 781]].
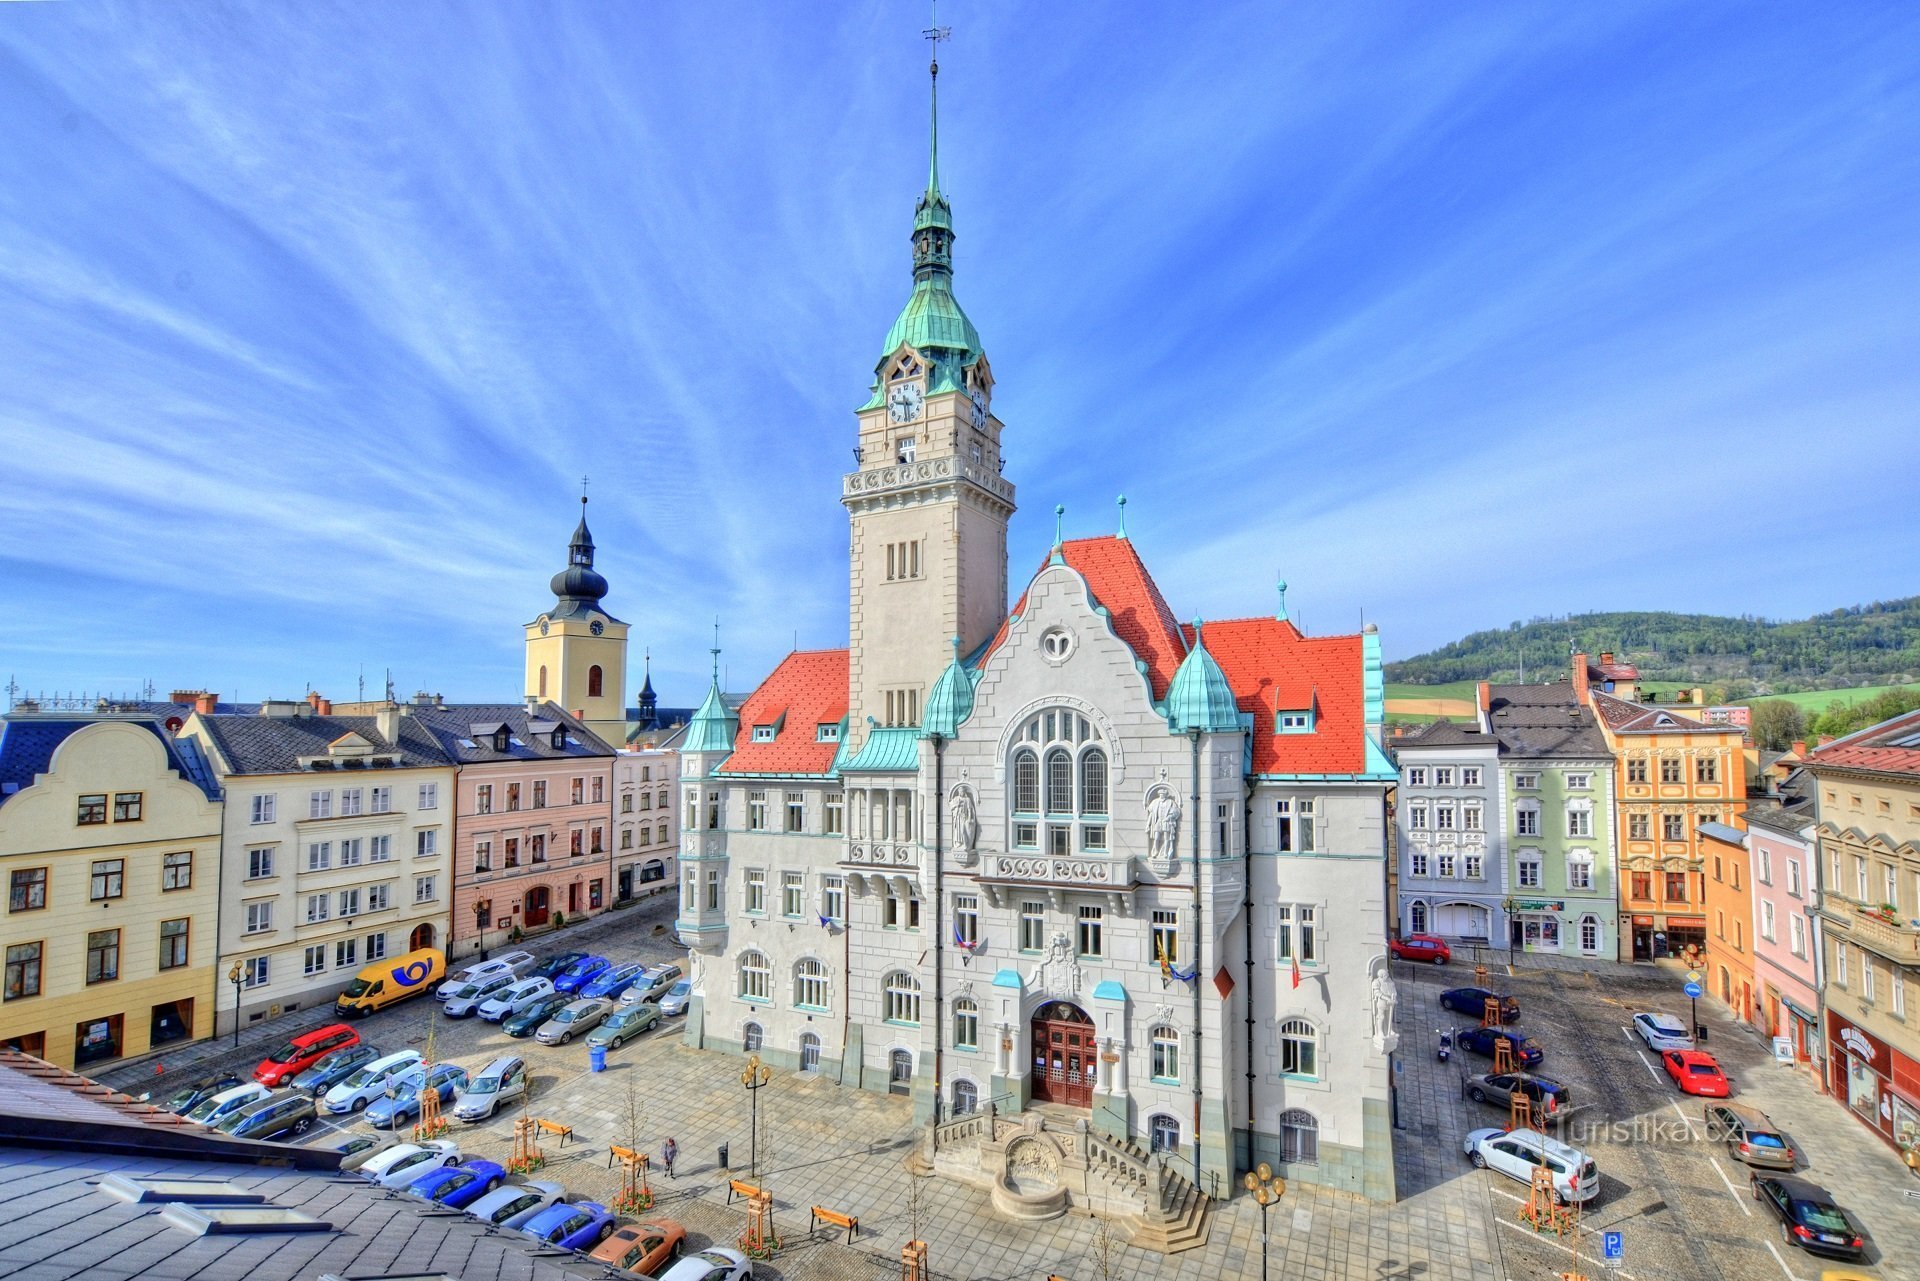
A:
[[1603, 1230, 1623, 1261]]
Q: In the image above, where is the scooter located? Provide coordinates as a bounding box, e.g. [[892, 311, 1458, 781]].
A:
[[1437, 1028, 1453, 1063]]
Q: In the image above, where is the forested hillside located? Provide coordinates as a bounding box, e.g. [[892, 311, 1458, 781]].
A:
[[1387, 598, 1920, 692]]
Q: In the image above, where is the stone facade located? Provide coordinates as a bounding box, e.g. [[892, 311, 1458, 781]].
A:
[[1394, 723, 1504, 946], [612, 746, 678, 904]]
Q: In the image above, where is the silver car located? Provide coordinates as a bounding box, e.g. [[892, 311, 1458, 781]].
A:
[[656, 978, 694, 1018], [451, 1055, 530, 1123], [442, 972, 515, 1018], [535, 998, 612, 1045], [619, 962, 685, 1007]]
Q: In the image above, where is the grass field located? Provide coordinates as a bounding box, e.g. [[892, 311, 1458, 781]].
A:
[[1739, 684, 1915, 712], [1383, 678, 1915, 724]]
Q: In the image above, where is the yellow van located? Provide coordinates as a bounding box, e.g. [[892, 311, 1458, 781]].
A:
[[335, 948, 445, 1018]]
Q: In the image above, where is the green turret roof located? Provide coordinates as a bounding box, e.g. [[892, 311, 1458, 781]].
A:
[[684, 678, 738, 754], [921, 638, 976, 740], [1165, 621, 1243, 735]]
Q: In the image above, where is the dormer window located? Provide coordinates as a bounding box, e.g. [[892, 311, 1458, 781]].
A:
[[752, 725, 776, 743], [551, 729, 567, 750], [492, 729, 511, 753], [1277, 711, 1314, 734], [817, 723, 841, 742]]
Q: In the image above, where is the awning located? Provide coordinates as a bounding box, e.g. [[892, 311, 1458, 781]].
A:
[[1780, 996, 1818, 1024]]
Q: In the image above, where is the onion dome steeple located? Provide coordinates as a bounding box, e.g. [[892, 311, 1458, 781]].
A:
[[921, 635, 976, 740], [1166, 620, 1243, 734], [547, 495, 618, 621]]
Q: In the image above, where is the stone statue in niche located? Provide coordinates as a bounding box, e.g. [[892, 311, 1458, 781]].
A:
[[1145, 786, 1181, 874], [1369, 955, 1400, 1056], [949, 784, 979, 866]]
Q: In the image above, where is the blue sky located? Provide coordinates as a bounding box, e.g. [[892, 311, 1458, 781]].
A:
[[3, 2, 1917, 708]]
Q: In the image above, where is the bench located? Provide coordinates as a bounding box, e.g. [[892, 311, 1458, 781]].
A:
[[535, 1119, 574, 1148], [727, 1179, 762, 1205], [607, 1144, 650, 1170], [810, 1205, 858, 1243]]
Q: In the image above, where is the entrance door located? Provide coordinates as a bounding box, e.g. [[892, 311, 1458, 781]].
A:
[[889, 1049, 913, 1095], [524, 887, 550, 928], [1030, 1001, 1095, 1107], [799, 1032, 821, 1073], [409, 922, 436, 951], [568, 882, 582, 915]]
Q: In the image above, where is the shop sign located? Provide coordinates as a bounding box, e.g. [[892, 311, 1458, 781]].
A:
[[1772, 1037, 1795, 1064], [1514, 900, 1564, 912], [1839, 1024, 1880, 1069]]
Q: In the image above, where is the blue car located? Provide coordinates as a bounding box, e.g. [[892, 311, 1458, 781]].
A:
[[580, 962, 646, 1000], [365, 1063, 469, 1130], [1457, 1026, 1544, 1068], [521, 1199, 619, 1250], [406, 1157, 508, 1209], [551, 955, 611, 995]]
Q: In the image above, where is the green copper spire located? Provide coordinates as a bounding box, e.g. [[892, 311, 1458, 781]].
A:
[[1166, 619, 1242, 735], [922, 635, 975, 740], [685, 618, 738, 754]]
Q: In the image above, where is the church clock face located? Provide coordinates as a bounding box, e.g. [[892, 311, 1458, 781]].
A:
[[969, 387, 988, 429], [538, 617, 551, 636], [887, 382, 924, 423], [590, 619, 605, 636]]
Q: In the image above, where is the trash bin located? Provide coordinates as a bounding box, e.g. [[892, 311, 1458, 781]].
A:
[[718, 1141, 730, 1170], [1695, 1025, 1709, 1043], [589, 1044, 607, 1073]]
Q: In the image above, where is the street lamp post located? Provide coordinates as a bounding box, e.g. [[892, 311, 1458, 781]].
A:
[[227, 962, 243, 1048], [740, 1054, 771, 1178], [1502, 897, 1518, 970], [1243, 1162, 1286, 1281]]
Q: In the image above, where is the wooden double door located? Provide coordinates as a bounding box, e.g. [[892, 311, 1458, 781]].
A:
[[1031, 1002, 1096, 1108]]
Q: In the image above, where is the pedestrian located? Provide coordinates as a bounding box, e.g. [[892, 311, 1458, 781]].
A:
[[662, 1136, 677, 1179]]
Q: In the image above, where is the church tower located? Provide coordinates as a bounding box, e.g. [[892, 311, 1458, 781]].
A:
[[524, 497, 629, 746], [844, 41, 1015, 749]]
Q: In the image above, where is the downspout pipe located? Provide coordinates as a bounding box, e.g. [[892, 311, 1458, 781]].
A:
[[1243, 790, 1256, 1176], [1189, 728, 1203, 1190], [932, 736, 946, 1145]]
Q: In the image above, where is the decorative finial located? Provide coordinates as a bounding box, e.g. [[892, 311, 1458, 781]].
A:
[[1192, 617, 1206, 645], [923, 1, 950, 196], [710, 618, 722, 684], [951, 635, 963, 660], [1049, 504, 1066, 565], [1276, 578, 1289, 622], [1116, 494, 1128, 539], [581, 474, 590, 507]]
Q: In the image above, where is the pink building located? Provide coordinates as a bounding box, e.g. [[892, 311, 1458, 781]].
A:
[[1747, 800, 1821, 1075]]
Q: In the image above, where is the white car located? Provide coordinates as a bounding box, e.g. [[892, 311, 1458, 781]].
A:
[[476, 977, 556, 1022], [1632, 1012, 1694, 1052], [361, 1140, 461, 1188], [183, 1081, 270, 1128], [464, 1180, 566, 1230], [1464, 1127, 1598, 1204], [442, 972, 516, 1018], [323, 1049, 423, 1114], [435, 951, 536, 999], [658, 1247, 753, 1281]]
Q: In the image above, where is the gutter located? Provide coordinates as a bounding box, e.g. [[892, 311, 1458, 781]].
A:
[[1242, 787, 1255, 1177], [1188, 729, 1203, 1190], [932, 734, 945, 1143]]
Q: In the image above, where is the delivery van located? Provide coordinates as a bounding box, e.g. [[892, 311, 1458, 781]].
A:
[[335, 948, 445, 1018]]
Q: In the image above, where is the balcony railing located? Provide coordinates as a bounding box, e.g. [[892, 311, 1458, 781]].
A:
[[1835, 902, 1920, 961]]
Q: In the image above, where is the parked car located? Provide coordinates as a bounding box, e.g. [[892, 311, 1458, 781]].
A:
[[537, 997, 613, 1045], [1439, 988, 1520, 1023], [1465, 1071, 1571, 1117], [337, 947, 445, 1017], [583, 962, 648, 1001], [529, 950, 588, 981], [587, 1003, 661, 1051], [290, 1042, 381, 1097], [465, 1180, 568, 1231], [552, 955, 613, 995], [437, 959, 507, 1001], [620, 962, 685, 1006], [1456, 1026, 1544, 1068], [1632, 1012, 1694, 1051], [408, 1157, 509, 1209], [503, 994, 572, 1039], [1706, 1102, 1796, 1170], [253, 1022, 360, 1087], [184, 1082, 270, 1127], [160, 1073, 243, 1116], [477, 977, 556, 1022], [362, 1140, 461, 1188], [1387, 934, 1451, 964], [1663, 1049, 1731, 1097], [657, 1247, 753, 1281], [442, 972, 517, 1018], [217, 1089, 317, 1142], [656, 979, 694, 1018], [451, 1056, 530, 1123], [1464, 1127, 1597, 1204], [520, 1200, 618, 1250], [366, 1063, 470, 1130], [323, 1050, 423, 1115], [334, 1134, 396, 1173], [590, 1220, 688, 1276], [1752, 1174, 1866, 1260]]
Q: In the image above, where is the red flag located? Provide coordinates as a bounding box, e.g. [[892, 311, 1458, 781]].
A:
[[1290, 953, 1301, 990]]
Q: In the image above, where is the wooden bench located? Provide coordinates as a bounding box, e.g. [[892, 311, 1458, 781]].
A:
[[726, 1179, 762, 1205], [607, 1144, 650, 1170], [535, 1119, 574, 1148], [810, 1205, 858, 1243]]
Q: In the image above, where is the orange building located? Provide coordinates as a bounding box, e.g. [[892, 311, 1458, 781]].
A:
[[1698, 822, 1760, 1027], [1583, 672, 1748, 962]]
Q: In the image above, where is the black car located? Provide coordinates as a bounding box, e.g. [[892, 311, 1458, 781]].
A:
[[159, 1072, 244, 1116], [217, 1089, 318, 1143], [1751, 1174, 1865, 1260], [502, 993, 572, 1038], [290, 1042, 381, 1097], [1455, 1026, 1544, 1068], [1439, 987, 1520, 1023], [528, 951, 588, 982]]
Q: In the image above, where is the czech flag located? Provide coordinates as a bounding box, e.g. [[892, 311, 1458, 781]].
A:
[[1290, 953, 1301, 990]]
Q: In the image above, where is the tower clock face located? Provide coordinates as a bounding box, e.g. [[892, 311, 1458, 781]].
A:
[[590, 619, 605, 636], [887, 382, 924, 423], [969, 387, 989, 429], [538, 617, 550, 636]]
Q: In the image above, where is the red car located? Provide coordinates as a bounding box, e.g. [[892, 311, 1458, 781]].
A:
[[1663, 1049, 1730, 1097], [254, 1023, 360, 1086], [1388, 933, 1451, 965]]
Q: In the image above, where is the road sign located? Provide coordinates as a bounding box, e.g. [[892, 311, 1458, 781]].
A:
[[1685, 970, 1701, 983], [1603, 1230, 1624, 1261], [1683, 981, 1704, 999]]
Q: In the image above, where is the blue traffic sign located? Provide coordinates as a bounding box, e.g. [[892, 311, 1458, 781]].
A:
[[1683, 980, 1704, 999], [1603, 1231, 1624, 1261]]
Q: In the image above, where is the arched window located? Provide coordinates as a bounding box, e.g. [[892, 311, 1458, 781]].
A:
[[1150, 1026, 1180, 1082], [1080, 749, 1108, 816], [883, 971, 921, 1025], [738, 950, 771, 1002], [1149, 1114, 1180, 1153], [954, 997, 979, 1050], [1279, 1109, 1319, 1164], [889, 1048, 913, 1094], [1013, 751, 1039, 814], [1278, 1018, 1319, 1079], [798, 1031, 821, 1072], [742, 1021, 763, 1053], [794, 958, 829, 1010], [537, 666, 548, 698], [952, 1079, 979, 1115], [1409, 901, 1429, 934], [1045, 749, 1073, 814], [587, 665, 603, 697], [1579, 915, 1601, 953]]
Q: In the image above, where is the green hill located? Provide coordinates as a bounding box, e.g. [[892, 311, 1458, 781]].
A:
[[1386, 598, 1920, 694]]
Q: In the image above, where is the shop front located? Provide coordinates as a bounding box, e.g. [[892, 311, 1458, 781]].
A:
[[1773, 990, 1819, 1068], [1826, 1009, 1920, 1155], [1508, 899, 1564, 953]]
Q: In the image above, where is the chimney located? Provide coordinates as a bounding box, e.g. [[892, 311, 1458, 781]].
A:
[[1571, 653, 1591, 705], [1599, 652, 1614, 667], [194, 692, 218, 716], [413, 690, 433, 706], [169, 688, 203, 705], [525, 695, 542, 715], [306, 691, 323, 711], [376, 703, 403, 744], [1790, 739, 1806, 757], [1819, 734, 1834, 747], [1691, 687, 1705, 707], [259, 699, 300, 718], [315, 697, 333, 716]]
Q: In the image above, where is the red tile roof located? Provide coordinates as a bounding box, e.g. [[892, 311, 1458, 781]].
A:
[[1199, 618, 1366, 775], [1808, 708, 1920, 777], [984, 537, 1189, 699], [717, 649, 849, 776]]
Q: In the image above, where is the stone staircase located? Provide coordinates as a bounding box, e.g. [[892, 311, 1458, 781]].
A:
[[1083, 1128, 1213, 1254]]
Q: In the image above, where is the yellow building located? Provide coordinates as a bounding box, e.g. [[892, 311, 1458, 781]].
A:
[[0, 715, 223, 1068], [525, 498, 629, 748]]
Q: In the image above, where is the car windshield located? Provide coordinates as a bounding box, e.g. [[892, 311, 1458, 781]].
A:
[[391, 1151, 432, 1172], [1748, 1132, 1786, 1148], [166, 1084, 208, 1109], [607, 1009, 636, 1026], [470, 1076, 500, 1094], [341, 977, 372, 998], [187, 1095, 238, 1121], [343, 1067, 379, 1088], [1793, 1201, 1849, 1232], [266, 1042, 303, 1062], [668, 981, 691, 997], [492, 1194, 537, 1222], [388, 1081, 420, 1102], [555, 1008, 580, 1022]]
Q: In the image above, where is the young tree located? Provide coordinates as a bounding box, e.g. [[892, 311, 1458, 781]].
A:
[[1749, 700, 1807, 751]]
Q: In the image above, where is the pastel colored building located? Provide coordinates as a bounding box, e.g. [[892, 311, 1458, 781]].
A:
[[1393, 721, 1506, 948], [524, 501, 629, 749], [1746, 800, 1820, 1075], [612, 742, 679, 903], [1699, 821, 1760, 1028], [0, 715, 222, 1067]]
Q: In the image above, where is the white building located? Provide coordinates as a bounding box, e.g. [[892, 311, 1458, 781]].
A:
[[613, 742, 680, 904]]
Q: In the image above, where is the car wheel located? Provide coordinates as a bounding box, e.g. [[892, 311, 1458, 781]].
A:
[[559, 1032, 571, 1045], [1467, 1088, 1487, 1103], [1433, 956, 1447, 965], [597, 1223, 613, 1242], [486, 1177, 501, 1192], [1469, 1150, 1488, 1169], [352, 1097, 367, 1112], [294, 1117, 311, 1135]]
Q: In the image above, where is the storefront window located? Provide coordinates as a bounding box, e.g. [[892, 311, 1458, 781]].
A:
[[1847, 1054, 1879, 1116]]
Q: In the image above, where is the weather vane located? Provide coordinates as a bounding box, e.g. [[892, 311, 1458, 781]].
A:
[[925, 1, 950, 70]]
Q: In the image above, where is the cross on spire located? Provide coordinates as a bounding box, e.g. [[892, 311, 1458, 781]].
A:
[[710, 618, 723, 684]]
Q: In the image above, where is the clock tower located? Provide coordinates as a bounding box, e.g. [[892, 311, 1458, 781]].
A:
[[843, 45, 1014, 749], [524, 497, 629, 747]]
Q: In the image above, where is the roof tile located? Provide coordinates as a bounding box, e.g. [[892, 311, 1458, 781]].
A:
[[718, 650, 849, 776]]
